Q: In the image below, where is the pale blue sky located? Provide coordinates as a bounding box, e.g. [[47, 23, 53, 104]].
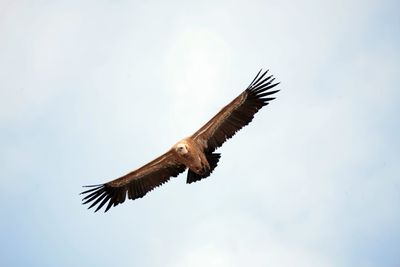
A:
[[1, 0, 399, 266]]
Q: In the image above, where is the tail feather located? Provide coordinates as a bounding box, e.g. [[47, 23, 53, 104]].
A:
[[187, 153, 221, 184]]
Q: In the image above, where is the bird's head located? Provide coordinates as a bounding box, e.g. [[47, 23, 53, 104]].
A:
[[175, 143, 188, 155]]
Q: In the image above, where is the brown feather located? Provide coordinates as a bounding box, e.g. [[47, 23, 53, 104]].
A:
[[81, 150, 186, 212], [192, 69, 279, 153]]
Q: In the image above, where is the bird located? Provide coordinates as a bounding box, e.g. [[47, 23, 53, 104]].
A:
[[81, 69, 280, 212]]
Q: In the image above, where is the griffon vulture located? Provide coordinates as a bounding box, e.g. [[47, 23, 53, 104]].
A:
[[81, 69, 279, 212]]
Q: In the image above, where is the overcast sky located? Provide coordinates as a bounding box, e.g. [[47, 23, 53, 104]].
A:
[[1, 0, 399, 266]]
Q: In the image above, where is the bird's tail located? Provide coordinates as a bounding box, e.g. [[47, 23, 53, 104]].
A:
[[186, 153, 221, 184]]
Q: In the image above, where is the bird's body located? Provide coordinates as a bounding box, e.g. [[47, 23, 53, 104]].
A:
[[173, 138, 211, 176], [81, 69, 280, 212]]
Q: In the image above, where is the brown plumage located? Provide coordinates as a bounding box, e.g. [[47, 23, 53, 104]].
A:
[[81, 69, 279, 212]]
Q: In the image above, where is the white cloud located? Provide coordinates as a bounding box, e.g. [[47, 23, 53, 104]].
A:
[[163, 26, 233, 138], [165, 214, 336, 267]]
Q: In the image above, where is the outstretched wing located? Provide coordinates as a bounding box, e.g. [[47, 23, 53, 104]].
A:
[[192, 69, 279, 153], [81, 150, 186, 212]]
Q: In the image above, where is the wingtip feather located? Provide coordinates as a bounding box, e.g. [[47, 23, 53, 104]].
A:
[[247, 69, 263, 88]]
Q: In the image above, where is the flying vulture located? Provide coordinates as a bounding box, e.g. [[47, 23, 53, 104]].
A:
[[81, 69, 279, 212]]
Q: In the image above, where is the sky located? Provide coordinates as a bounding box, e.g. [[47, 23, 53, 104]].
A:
[[1, 0, 399, 266]]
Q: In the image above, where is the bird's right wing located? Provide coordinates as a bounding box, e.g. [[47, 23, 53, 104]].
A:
[[192, 69, 279, 153], [81, 150, 186, 212]]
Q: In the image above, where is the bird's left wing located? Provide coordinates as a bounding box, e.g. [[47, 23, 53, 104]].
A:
[[81, 150, 186, 212], [192, 69, 279, 153]]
